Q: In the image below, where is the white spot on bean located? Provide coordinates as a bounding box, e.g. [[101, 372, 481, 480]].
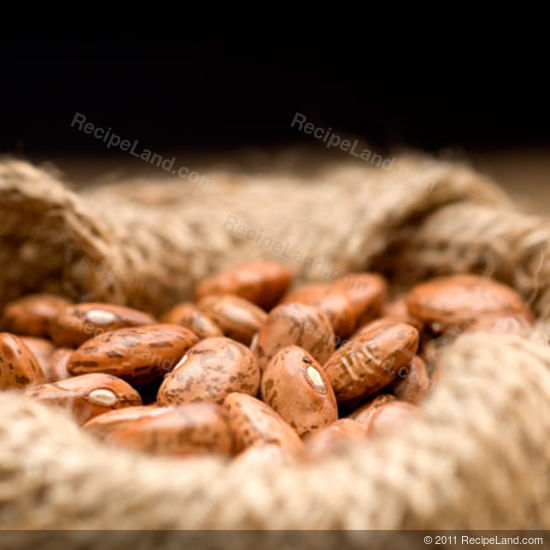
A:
[[88, 388, 118, 406], [172, 353, 190, 372], [306, 365, 325, 390], [85, 309, 118, 325]]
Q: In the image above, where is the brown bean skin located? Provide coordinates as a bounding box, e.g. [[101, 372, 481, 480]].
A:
[[348, 394, 396, 422], [223, 392, 303, 456], [20, 336, 55, 373], [47, 348, 72, 382], [83, 405, 171, 439], [254, 303, 335, 372], [2, 294, 71, 337], [465, 313, 532, 335], [420, 311, 531, 371], [351, 316, 405, 340], [261, 346, 338, 437], [196, 294, 267, 346], [68, 324, 199, 386], [0, 333, 45, 389], [107, 403, 234, 457], [302, 418, 366, 460], [406, 275, 532, 331], [24, 373, 142, 425], [49, 303, 156, 348], [390, 356, 431, 404], [160, 302, 222, 339], [382, 295, 424, 332], [231, 442, 295, 468], [333, 273, 388, 327], [358, 400, 420, 435], [324, 322, 419, 403], [194, 260, 292, 310], [282, 284, 356, 339], [157, 337, 260, 406]]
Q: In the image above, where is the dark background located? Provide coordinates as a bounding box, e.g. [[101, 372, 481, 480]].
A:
[[2, 22, 549, 155]]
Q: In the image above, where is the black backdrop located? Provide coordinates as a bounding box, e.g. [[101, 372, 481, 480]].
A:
[[2, 22, 549, 154]]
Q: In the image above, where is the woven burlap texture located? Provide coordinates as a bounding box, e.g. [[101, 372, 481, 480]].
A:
[[1, 156, 550, 534]]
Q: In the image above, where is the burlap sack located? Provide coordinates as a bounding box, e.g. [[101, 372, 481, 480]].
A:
[[1, 156, 550, 540]]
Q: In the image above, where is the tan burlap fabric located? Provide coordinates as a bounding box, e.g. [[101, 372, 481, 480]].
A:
[[1, 156, 550, 539]]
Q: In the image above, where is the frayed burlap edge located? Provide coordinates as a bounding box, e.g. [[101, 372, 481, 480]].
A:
[[0, 156, 508, 313]]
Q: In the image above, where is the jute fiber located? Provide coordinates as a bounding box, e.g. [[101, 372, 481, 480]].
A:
[[1, 156, 550, 539]]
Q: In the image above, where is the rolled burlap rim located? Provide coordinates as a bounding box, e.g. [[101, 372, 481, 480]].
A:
[[1, 156, 550, 538]]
